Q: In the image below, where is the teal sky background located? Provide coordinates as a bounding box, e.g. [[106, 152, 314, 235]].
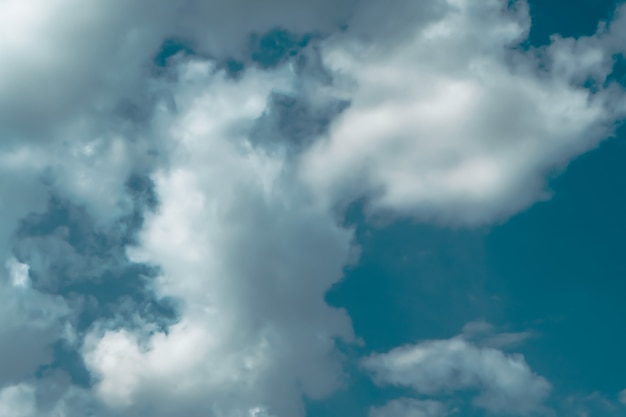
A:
[[485, 132, 626, 396]]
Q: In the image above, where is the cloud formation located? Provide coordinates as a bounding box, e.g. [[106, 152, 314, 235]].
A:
[[301, 0, 626, 225], [81, 61, 356, 417], [0, 0, 625, 416], [363, 332, 551, 415]]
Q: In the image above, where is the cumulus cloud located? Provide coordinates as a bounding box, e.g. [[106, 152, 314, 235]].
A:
[[0, 384, 36, 417], [301, 0, 626, 225], [80, 61, 356, 417], [363, 333, 551, 415]]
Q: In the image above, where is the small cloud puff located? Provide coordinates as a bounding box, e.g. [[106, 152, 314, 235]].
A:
[[363, 329, 551, 416]]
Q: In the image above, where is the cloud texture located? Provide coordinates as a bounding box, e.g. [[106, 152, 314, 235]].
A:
[[0, 0, 625, 416], [363, 334, 551, 415]]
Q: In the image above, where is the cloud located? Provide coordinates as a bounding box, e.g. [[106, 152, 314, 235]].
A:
[[0, 384, 36, 417], [0, 1, 364, 414], [0, 375, 102, 417], [619, 389, 626, 405], [0, 0, 355, 228], [0, 0, 625, 416], [300, 0, 626, 225], [363, 333, 551, 415], [81, 60, 356, 417], [462, 321, 536, 349], [0, 0, 366, 147], [562, 391, 623, 417]]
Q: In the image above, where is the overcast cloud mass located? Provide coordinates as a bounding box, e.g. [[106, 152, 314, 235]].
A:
[[1, 0, 626, 416]]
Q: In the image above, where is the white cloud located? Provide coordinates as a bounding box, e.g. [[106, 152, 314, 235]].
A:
[[0, 384, 36, 417], [363, 335, 551, 415], [301, 0, 626, 225], [0, 0, 359, 228], [0, 376, 105, 417], [619, 389, 626, 405], [0, 0, 369, 146], [369, 398, 446, 417], [81, 61, 356, 417], [0, 1, 369, 414], [1, 0, 624, 228]]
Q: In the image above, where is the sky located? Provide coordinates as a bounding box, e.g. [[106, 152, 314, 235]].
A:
[[0, 1, 625, 417]]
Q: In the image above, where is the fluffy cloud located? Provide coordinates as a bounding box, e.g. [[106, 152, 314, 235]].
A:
[[0, 0, 351, 228], [363, 334, 551, 415], [0, 0, 373, 147], [0, 384, 36, 417], [81, 61, 356, 417], [301, 0, 626, 225]]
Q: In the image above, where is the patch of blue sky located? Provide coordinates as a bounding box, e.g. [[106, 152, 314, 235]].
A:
[[485, 130, 626, 399], [526, 0, 622, 45]]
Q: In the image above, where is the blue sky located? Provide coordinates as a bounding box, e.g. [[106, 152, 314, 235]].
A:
[[1, 1, 626, 416]]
